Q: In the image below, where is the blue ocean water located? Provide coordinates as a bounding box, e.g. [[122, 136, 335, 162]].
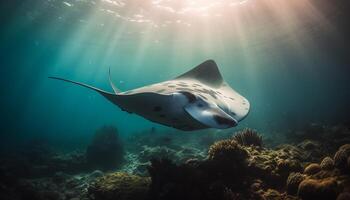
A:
[[0, 0, 349, 149]]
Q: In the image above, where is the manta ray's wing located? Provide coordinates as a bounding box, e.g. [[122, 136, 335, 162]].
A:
[[184, 102, 237, 129], [49, 76, 119, 105], [175, 59, 224, 87]]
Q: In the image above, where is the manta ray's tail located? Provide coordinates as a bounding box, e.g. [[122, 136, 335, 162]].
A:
[[48, 76, 119, 104]]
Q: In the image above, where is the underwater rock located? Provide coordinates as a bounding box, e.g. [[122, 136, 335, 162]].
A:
[[304, 163, 321, 175], [298, 140, 320, 151], [262, 189, 283, 200], [320, 156, 335, 171], [298, 177, 338, 200], [139, 145, 177, 163], [86, 126, 124, 171], [287, 172, 306, 195], [88, 172, 150, 200], [334, 144, 350, 172], [277, 159, 303, 178], [337, 192, 350, 200], [232, 128, 263, 147]]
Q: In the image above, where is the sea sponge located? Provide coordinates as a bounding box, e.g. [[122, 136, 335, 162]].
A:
[[334, 144, 350, 171], [304, 163, 321, 175], [232, 128, 263, 147], [320, 157, 335, 171], [287, 172, 306, 195], [297, 178, 338, 200], [88, 172, 150, 200]]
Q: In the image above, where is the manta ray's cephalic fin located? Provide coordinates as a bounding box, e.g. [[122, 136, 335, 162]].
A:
[[48, 76, 118, 104], [184, 103, 237, 129], [109, 68, 121, 94]]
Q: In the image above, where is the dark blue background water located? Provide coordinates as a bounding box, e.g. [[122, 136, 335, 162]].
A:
[[1, 0, 349, 149]]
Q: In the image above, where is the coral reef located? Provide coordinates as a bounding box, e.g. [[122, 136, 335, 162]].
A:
[[334, 144, 350, 172], [320, 157, 334, 170], [1, 123, 350, 200], [232, 128, 263, 147], [303, 163, 321, 175], [88, 172, 150, 200], [298, 178, 338, 200], [287, 172, 306, 195], [86, 126, 124, 171], [282, 144, 350, 200], [4, 170, 103, 200]]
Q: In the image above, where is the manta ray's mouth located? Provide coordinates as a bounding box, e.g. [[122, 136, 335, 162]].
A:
[[213, 114, 237, 127]]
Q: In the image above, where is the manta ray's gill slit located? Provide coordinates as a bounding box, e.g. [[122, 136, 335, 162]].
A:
[[198, 94, 208, 100], [176, 83, 189, 87], [180, 91, 196, 103]]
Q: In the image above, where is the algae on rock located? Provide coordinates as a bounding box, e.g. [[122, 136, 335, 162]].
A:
[[88, 172, 150, 200]]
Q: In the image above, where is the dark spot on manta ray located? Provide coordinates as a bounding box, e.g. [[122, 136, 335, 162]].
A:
[[177, 83, 188, 87], [229, 97, 235, 100], [180, 91, 196, 103], [176, 88, 194, 92], [156, 89, 166, 93], [213, 115, 236, 126], [168, 85, 176, 88], [153, 106, 162, 112]]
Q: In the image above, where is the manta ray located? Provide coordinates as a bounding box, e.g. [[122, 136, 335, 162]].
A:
[[49, 60, 250, 131]]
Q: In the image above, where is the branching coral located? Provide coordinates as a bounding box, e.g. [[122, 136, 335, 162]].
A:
[[232, 128, 263, 147], [208, 139, 248, 162]]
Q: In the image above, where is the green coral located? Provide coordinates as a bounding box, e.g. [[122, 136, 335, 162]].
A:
[[89, 172, 150, 200]]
